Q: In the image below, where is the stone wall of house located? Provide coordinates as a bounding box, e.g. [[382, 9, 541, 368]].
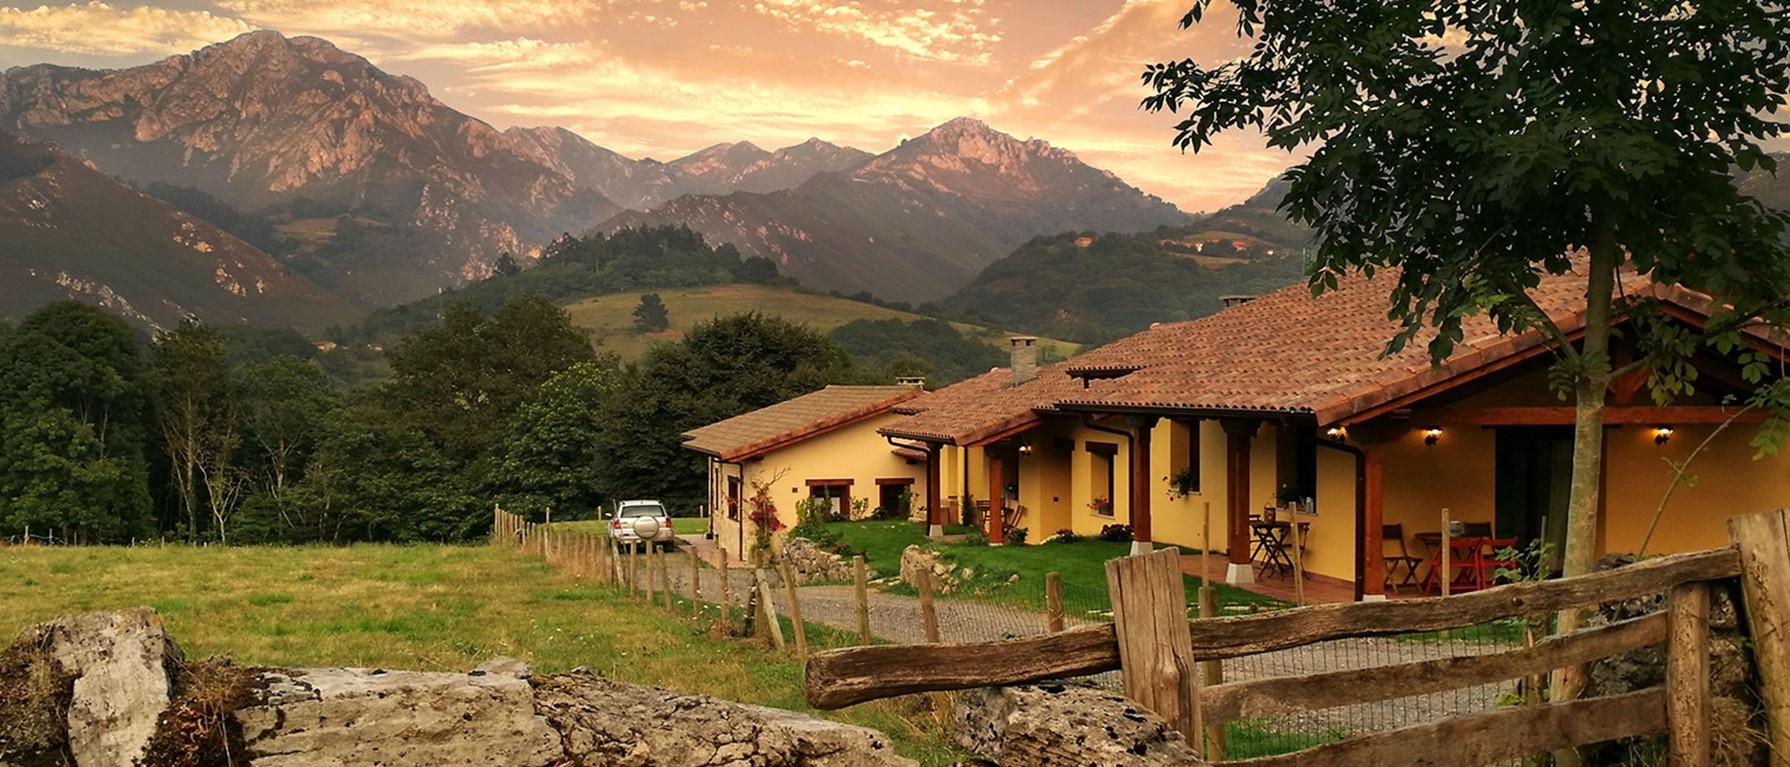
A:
[[780, 536, 856, 584], [2, 608, 914, 767], [951, 684, 1205, 766]]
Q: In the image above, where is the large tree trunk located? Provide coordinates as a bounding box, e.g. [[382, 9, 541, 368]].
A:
[[1551, 228, 1622, 767]]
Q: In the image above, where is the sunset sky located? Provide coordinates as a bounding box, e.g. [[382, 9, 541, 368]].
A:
[[0, 0, 1294, 213]]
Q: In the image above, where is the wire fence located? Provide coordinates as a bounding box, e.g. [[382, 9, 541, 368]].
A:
[[495, 511, 1527, 762]]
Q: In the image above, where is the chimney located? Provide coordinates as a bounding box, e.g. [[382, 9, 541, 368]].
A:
[[896, 376, 926, 389], [1220, 295, 1258, 308], [1009, 336, 1038, 387]]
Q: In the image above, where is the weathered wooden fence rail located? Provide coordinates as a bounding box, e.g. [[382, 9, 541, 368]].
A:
[[806, 508, 1790, 766]]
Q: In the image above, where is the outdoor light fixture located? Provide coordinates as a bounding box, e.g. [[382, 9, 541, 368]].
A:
[[1655, 426, 1674, 446], [1423, 427, 1443, 446], [1326, 427, 1346, 442], [1018, 443, 1034, 456]]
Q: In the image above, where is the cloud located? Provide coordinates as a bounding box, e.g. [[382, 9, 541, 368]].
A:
[[396, 38, 598, 72], [215, 0, 600, 40], [0, 2, 255, 56], [751, 0, 1001, 64]]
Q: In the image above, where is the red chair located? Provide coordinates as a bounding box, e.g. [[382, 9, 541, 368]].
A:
[[1421, 536, 1489, 594]]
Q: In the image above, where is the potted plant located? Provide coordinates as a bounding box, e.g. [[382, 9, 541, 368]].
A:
[[1166, 466, 1197, 500], [1277, 484, 1304, 515], [1088, 496, 1114, 516]]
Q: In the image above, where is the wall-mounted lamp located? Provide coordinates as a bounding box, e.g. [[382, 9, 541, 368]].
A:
[[1325, 426, 1347, 442], [1654, 426, 1674, 446], [1018, 443, 1034, 456], [1423, 427, 1443, 447]]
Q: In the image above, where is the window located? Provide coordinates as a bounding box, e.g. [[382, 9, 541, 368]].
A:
[[726, 476, 742, 521], [805, 479, 852, 517], [1169, 419, 1201, 495], [1087, 441, 1118, 516], [876, 478, 914, 518]]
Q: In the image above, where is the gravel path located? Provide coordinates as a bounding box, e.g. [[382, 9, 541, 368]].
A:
[[638, 546, 1513, 736]]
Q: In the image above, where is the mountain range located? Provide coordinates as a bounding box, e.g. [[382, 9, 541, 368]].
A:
[[0, 30, 1192, 317]]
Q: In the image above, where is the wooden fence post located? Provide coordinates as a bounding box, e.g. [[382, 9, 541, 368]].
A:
[[1046, 573, 1065, 634], [1199, 500, 1227, 759], [853, 555, 871, 645], [719, 547, 732, 629], [690, 549, 702, 618], [1728, 508, 1790, 760], [661, 547, 674, 611], [1105, 549, 1199, 748], [1666, 581, 1711, 767], [1291, 523, 1306, 607], [780, 560, 809, 658], [645, 544, 658, 603], [917, 569, 941, 644], [756, 568, 787, 650]]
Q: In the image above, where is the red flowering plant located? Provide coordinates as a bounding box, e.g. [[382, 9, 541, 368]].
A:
[[746, 479, 785, 556]]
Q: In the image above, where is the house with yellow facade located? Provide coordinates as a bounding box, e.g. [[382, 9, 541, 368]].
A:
[[883, 268, 1789, 600], [682, 384, 930, 563]]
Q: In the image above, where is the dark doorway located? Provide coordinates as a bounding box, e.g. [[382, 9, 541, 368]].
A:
[[1494, 427, 1573, 571]]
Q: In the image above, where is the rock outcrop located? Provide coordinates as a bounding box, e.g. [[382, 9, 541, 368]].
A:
[[952, 684, 1205, 766], [0, 609, 913, 767]]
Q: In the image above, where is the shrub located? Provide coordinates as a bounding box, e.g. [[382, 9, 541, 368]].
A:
[[789, 497, 840, 548], [1047, 529, 1080, 544], [962, 529, 989, 547], [1006, 527, 1029, 545], [1098, 523, 1133, 543]]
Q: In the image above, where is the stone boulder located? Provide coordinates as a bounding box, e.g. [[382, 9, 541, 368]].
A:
[[952, 684, 1205, 766], [534, 670, 915, 767], [781, 537, 856, 584], [897, 545, 961, 593], [236, 664, 564, 766], [16, 607, 181, 767]]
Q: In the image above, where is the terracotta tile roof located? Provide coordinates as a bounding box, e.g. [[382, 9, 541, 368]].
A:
[[884, 265, 1724, 440], [879, 363, 1095, 445], [682, 385, 922, 461], [1057, 266, 1636, 424]]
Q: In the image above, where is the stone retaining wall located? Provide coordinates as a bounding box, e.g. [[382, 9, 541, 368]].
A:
[[781, 536, 856, 584]]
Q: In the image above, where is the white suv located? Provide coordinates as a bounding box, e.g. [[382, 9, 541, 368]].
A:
[[609, 500, 677, 548]]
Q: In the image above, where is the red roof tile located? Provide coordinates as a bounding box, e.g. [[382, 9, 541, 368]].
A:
[[682, 385, 922, 461], [883, 265, 1733, 440]]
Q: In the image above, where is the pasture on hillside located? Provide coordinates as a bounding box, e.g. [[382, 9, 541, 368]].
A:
[[561, 283, 1076, 362], [0, 543, 962, 765]]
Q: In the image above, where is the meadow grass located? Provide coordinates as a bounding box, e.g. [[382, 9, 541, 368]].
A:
[[0, 543, 963, 765], [828, 520, 1285, 616]]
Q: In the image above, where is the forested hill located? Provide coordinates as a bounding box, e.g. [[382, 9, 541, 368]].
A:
[[344, 226, 786, 342], [935, 176, 1312, 342]]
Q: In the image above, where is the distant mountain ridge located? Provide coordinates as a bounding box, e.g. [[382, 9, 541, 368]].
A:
[[505, 128, 871, 209], [0, 130, 359, 333], [603, 117, 1193, 302]]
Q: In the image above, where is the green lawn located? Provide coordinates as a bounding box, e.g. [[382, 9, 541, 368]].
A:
[[827, 520, 1285, 618], [0, 543, 960, 764]]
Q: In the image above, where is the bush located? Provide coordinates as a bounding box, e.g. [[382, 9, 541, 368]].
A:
[[1006, 527, 1028, 545], [1047, 529, 1080, 544], [963, 529, 989, 547], [1098, 524, 1133, 543], [788, 497, 840, 548]]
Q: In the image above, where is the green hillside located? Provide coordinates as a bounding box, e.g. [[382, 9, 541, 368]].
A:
[[563, 283, 1077, 364]]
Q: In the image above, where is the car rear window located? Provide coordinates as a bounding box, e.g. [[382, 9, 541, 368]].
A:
[[619, 504, 665, 518]]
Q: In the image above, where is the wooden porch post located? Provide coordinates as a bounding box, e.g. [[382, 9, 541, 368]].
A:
[[926, 444, 944, 537], [1130, 416, 1159, 555], [1362, 442, 1386, 601], [1221, 418, 1259, 584], [987, 449, 1005, 545]]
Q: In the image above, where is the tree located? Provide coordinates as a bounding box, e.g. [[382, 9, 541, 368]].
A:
[[0, 303, 154, 542], [1144, 0, 1790, 724], [598, 313, 856, 505], [237, 357, 337, 505], [150, 319, 241, 541], [495, 360, 621, 513], [632, 293, 670, 333], [492, 252, 522, 279]]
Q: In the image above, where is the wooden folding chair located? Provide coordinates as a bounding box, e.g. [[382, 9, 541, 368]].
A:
[[1381, 524, 1424, 592]]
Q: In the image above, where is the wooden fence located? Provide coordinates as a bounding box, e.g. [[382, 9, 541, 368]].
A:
[[806, 508, 1790, 766]]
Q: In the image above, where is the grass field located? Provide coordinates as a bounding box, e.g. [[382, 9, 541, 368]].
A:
[[0, 543, 961, 764], [828, 520, 1285, 617], [561, 283, 1078, 362]]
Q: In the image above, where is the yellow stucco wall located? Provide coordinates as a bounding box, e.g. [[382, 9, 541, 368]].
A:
[[708, 411, 926, 562], [1153, 419, 1228, 553], [1602, 422, 1790, 555], [1379, 426, 1499, 545]]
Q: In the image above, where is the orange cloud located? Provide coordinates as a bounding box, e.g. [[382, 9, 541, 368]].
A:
[[0, 2, 254, 56]]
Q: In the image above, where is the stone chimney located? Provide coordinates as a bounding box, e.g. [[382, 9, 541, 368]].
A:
[[896, 376, 926, 389], [1009, 336, 1038, 387], [1220, 295, 1257, 308]]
